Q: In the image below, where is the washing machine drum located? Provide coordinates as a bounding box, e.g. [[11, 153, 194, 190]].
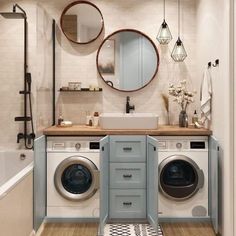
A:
[[159, 155, 204, 200], [54, 156, 99, 201]]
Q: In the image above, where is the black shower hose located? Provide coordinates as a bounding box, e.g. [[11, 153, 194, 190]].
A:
[[25, 90, 35, 150]]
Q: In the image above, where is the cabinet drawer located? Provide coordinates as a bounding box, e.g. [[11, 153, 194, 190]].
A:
[[109, 189, 146, 219], [110, 136, 146, 162], [110, 163, 146, 188]]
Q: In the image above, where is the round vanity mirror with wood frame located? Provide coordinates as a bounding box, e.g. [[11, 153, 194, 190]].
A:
[[96, 29, 159, 92], [60, 1, 104, 44]]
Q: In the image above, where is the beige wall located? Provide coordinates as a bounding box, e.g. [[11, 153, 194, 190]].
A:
[[0, 0, 199, 147], [0, 1, 37, 149], [36, 4, 53, 136], [0, 1, 54, 148], [38, 0, 198, 125], [196, 0, 233, 235]]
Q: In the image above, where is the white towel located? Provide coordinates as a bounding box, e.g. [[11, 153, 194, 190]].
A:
[[200, 68, 212, 123]]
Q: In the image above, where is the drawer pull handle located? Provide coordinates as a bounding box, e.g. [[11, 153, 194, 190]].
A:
[[123, 147, 132, 151], [123, 202, 132, 206], [123, 174, 132, 178]]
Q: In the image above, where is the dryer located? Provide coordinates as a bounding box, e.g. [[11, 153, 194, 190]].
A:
[[47, 136, 102, 218], [156, 136, 208, 219]]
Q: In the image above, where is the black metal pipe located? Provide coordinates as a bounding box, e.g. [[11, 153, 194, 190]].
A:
[[24, 17, 28, 147], [52, 19, 56, 125], [13, 4, 27, 18]]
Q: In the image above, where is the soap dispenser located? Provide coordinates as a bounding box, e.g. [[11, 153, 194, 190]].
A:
[[192, 110, 198, 127]]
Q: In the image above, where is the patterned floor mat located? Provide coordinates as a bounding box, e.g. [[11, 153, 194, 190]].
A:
[[104, 223, 164, 236]]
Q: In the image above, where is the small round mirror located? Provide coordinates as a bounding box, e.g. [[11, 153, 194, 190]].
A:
[[97, 29, 159, 92], [60, 1, 104, 44]]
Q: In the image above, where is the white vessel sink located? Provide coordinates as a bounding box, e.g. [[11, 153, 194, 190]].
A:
[[99, 113, 159, 129]]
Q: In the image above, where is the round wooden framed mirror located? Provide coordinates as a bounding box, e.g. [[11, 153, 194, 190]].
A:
[[96, 29, 159, 92], [60, 1, 104, 44]]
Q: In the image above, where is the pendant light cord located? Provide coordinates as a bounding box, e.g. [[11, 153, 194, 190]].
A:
[[178, 0, 180, 37], [163, 0, 165, 20]]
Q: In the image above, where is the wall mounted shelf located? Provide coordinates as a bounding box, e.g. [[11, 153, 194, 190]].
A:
[[59, 88, 103, 92]]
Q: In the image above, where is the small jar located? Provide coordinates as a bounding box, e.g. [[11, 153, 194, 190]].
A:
[[93, 112, 99, 127], [58, 115, 63, 126]]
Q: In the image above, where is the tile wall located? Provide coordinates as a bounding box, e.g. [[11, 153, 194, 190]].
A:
[[40, 0, 199, 125], [0, 0, 198, 147]]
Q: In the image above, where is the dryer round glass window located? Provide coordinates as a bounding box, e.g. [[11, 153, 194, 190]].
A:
[[159, 155, 204, 200], [54, 156, 99, 201]]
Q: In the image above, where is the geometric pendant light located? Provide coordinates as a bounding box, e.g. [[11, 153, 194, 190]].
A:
[[156, 0, 172, 44], [171, 0, 187, 61]]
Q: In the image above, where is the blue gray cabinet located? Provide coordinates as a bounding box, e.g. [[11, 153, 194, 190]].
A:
[[33, 135, 46, 232], [99, 136, 109, 236], [147, 136, 159, 232], [209, 136, 219, 234], [99, 135, 158, 235]]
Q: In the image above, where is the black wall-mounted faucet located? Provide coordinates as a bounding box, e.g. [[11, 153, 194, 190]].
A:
[[126, 96, 135, 113]]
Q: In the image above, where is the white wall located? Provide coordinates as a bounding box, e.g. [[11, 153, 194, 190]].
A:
[[196, 0, 233, 235]]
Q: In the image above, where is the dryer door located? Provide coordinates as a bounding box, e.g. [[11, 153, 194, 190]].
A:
[[54, 156, 99, 201], [159, 155, 204, 200]]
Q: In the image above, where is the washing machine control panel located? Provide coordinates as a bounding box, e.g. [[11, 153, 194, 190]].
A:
[[158, 137, 207, 151], [47, 137, 102, 152]]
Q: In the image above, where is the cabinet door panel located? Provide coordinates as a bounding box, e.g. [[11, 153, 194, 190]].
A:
[[110, 135, 146, 162], [34, 135, 46, 232], [147, 136, 158, 233], [99, 136, 109, 236], [209, 136, 219, 234]]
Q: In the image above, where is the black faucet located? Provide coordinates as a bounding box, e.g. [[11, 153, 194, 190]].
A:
[[126, 96, 135, 113]]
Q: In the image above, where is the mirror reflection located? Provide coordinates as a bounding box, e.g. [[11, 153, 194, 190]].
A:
[[97, 30, 159, 91], [61, 1, 104, 44]]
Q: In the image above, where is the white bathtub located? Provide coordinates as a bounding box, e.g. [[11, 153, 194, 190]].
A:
[[0, 150, 33, 198], [0, 150, 34, 236]]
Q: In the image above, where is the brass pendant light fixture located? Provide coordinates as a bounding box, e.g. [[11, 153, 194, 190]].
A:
[[156, 0, 172, 44], [171, 0, 187, 62]]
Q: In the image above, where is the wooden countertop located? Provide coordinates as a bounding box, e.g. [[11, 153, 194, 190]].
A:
[[43, 125, 212, 136]]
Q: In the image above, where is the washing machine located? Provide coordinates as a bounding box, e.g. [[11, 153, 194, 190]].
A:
[[156, 136, 208, 219], [47, 136, 102, 218]]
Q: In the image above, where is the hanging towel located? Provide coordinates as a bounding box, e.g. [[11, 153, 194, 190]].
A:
[[200, 68, 212, 123]]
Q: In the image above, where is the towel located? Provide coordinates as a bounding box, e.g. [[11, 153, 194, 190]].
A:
[[200, 68, 212, 124]]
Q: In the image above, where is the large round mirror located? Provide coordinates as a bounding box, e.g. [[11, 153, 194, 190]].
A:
[[60, 1, 104, 44], [97, 29, 159, 92]]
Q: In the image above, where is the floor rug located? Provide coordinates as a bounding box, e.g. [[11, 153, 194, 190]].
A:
[[104, 223, 164, 236]]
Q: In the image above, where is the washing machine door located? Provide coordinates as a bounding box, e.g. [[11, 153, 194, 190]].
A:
[[159, 155, 204, 200], [54, 156, 99, 201]]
